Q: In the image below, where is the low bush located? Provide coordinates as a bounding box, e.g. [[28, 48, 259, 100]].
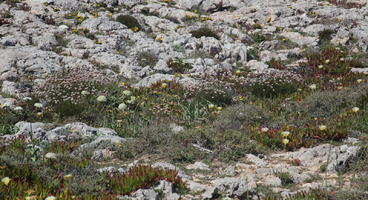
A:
[[108, 165, 186, 195], [213, 103, 269, 131], [190, 27, 219, 40], [245, 71, 303, 98], [116, 15, 141, 30]]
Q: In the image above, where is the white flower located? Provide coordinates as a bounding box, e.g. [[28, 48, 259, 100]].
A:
[[318, 125, 327, 131], [118, 103, 127, 110], [309, 84, 317, 90], [325, 59, 330, 64], [261, 127, 269, 133], [45, 196, 56, 200], [45, 152, 57, 159], [122, 90, 132, 96], [34, 103, 43, 108], [1, 177, 10, 186], [318, 65, 324, 69], [352, 107, 360, 112], [282, 138, 289, 145], [14, 106, 23, 111], [126, 96, 136, 104], [23, 97, 33, 101], [81, 90, 90, 95], [97, 95, 107, 102], [357, 79, 364, 83], [281, 131, 290, 137], [216, 106, 223, 111]]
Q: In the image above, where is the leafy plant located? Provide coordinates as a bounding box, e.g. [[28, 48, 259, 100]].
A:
[[167, 58, 192, 73]]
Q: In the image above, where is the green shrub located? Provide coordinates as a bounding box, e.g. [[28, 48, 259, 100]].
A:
[[318, 29, 335, 45], [275, 172, 294, 186], [116, 15, 141, 29], [299, 86, 365, 119], [213, 103, 269, 130], [167, 58, 192, 73], [108, 165, 187, 195], [245, 71, 302, 98], [137, 51, 158, 67], [190, 27, 219, 40]]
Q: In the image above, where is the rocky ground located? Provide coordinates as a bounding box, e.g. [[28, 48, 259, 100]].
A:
[[1, 0, 368, 199]]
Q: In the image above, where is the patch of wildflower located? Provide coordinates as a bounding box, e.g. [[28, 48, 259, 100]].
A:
[[33, 68, 116, 105], [244, 71, 303, 98]]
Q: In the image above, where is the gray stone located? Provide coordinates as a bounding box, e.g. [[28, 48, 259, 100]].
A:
[[211, 177, 256, 198], [264, 175, 282, 187], [45, 122, 117, 142], [246, 60, 269, 72]]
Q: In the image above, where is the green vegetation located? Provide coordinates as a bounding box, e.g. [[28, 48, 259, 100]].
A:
[[116, 14, 141, 30], [109, 165, 186, 195], [190, 27, 219, 40]]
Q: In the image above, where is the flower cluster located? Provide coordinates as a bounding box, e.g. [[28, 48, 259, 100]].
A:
[[33, 68, 116, 105], [244, 71, 303, 98]]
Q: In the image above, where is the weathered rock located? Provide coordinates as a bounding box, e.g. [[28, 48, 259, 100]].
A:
[[211, 177, 256, 198], [45, 122, 117, 142]]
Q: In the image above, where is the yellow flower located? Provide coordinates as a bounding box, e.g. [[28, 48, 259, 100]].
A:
[[63, 174, 73, 179], [120, 82, 126, 86], [282, 138, 289, 145], [161, 83, 168, 88], [357, 79, 364, 83], [216, 106, 223, 111], [235, 70, 241, 75], [132, 26, 139, 32], [352, 107, 360, 112], [318, 125, 327, 131], [1, 177, 10, 185], [281, 131, 290, 137], [266, 17, 271, 23], [238, 96, 245, 101]]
